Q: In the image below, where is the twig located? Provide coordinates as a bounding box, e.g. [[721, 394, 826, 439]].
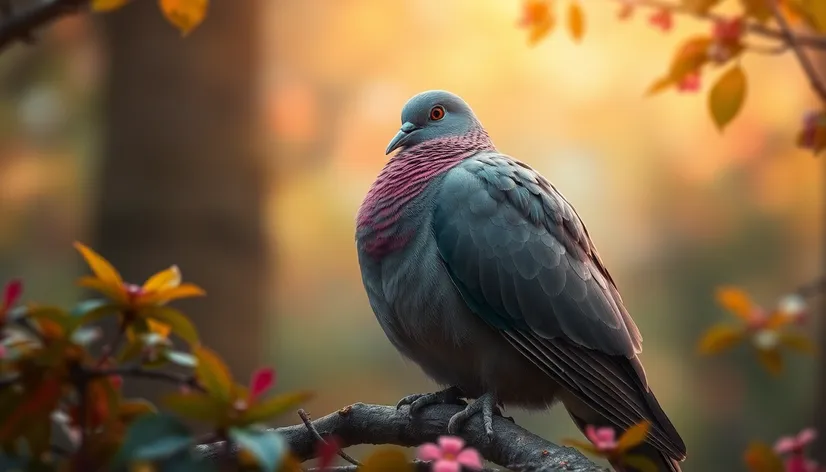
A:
[[297, 409, 361, 467], [766, 0, 826, 103], [87, 364, 204, 392], [195, 402, 606, 472], [0, 0, 90, 52], [602, 0, 826, 50]]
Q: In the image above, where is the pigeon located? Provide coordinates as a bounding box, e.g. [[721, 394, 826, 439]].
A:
[[355, 90, 686, 471]]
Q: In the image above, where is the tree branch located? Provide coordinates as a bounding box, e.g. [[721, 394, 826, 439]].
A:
[[195, 403, 607, 472], [608, 0, 826, 50], [0, 0, 90, 53], [766, 0, 826, 103]]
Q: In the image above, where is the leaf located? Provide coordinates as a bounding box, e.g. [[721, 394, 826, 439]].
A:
[[682, 0, 723, 13], [161, 392, 226, 424], [567, 2, 585, 42], [239, 391, 313, 426], [73, 242, 124, 291], [743, 442, 784, 472], [623, 454, 659, 472], [802, 0, 826, 31], [617, 421, 651, 451], [92, 0, 131, 11], [159, 0, 209, 36], [142, 265, 181, 293], [715, 286, 755, 321], [778, 332, 815, 355], [560, 439, 600, 455], [165, 350, 198, 368], [698, 324, 745, 355], [119, 399, 158, 424], [26, 306, 72, 335], [519, 0, 555, 46], [0, 376, 62, 441], [73, 299, 120, 328], [755, 348, 783, 375], [708, 64, 747, 131], [229, 427, 287, 472], [739, 0, 772, 22], [142, 306, 199, 346], [647, 36, 712, 95], [359, 446, 413, 472], [249, 367, 276, 401], [194, 346, 234, 401], [116, 413, 194, 464]]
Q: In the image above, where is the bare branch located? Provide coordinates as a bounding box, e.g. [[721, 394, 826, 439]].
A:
[[766, 0, 826, 103], [0, 0, 90, 53], [297, 408, 362, 467], [605, 0, 826, 50], [195, 403, 607, 472]]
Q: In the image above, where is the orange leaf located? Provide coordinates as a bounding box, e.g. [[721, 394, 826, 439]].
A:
[[142, 265, 181, 293], [158, 0, 209, 36], [617, 421, 651, 452], [708, 64, 747, 131], [561, 439, 600, 456], [715, 286, 755, 321], [698, 324, 745, 355], [743, 442, 784, 472], [646, 36, 712, 95], [74, 242, 124, 293], [519, 0, 555, 46], [755, 348, 783, 375], [567, 2, 585, 42], [359, 447, 413, 472], [92, 0, 131, 11]]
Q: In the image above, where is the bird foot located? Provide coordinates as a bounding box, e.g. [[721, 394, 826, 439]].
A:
[[396, 386, 467, 416], [447, 392, 500, 439]]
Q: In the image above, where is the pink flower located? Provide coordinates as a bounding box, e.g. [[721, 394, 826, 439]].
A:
[[775, 428, 817, 455], [1, 279, 22, 313], [418, 436, 483, 472], [585, 425, 618, 452], [712, 17, 743, 43], [649, 9, 673, 31], [248, 367, 275, 403], [677, 72, 701, 92]]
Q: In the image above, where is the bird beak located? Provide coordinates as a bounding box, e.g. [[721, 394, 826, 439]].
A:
[[385, 122, 420, 155]]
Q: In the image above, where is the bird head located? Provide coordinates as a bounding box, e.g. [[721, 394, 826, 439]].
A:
[[385, 90, 481, 155]]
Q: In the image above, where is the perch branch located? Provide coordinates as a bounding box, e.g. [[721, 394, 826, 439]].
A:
[[603, 0, 826, 50], [195, 403, 607, 472], [766, 0, 826, 103], [297, 408, 362, 466], [0, 0, 90, 52]]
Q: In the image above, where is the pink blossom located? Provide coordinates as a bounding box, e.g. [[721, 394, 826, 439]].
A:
[[784, 456, 824, 472], [418, 436, 483, 472], [2, 279, 22, 311], [249, 367, 276, 402], [775, 428, 817, 455], [585, 425, 618, 452], [649, 9, 673, 31], [677, 72, 701, 93]]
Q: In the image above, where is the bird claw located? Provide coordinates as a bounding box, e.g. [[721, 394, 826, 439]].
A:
[[396, 386, 466, 416], [447, 392, 499, 440]]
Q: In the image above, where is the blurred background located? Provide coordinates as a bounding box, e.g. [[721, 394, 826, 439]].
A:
[[0, 0, 822, 470]]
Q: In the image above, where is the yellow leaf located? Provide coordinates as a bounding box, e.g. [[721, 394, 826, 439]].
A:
[[755, 348, 783, 375], [139, 283, 205, 306], [519, 0, 555, 46], [74, 242, 125, 294], [142, 265, 181, 293], [743, 442, 784, 472], [779, 332, 815, 355], [561, 439, 600, 455], [92, 0, 131, 11], [803, 0, 826, 31], [708, 64, 747, 131], [146, 318, 171, 338], [158, 0, 209, 36], [646, 36, 712, 96], [567, 2, 585, 42], [194, 345, 234, 401], [617, 421, 650, 452], [715, 286, 755, 322], [623, 454, 659, 472], [698, 324, 745, 355], [739, 0, 772, 22], [278, 454, 304, 472], [681, 0, 723, 13], [359, 447, 413, 472]]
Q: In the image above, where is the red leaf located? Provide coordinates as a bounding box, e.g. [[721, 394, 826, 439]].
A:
[[3, 279, 22, 309], [649, 9, 673, 31], [248, 367, 276, 402]]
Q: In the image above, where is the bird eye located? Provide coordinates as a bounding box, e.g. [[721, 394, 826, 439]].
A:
[[429, 105, 445, 121]]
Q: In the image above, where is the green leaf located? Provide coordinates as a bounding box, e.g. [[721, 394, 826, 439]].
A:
[[194, 346, 234, 401], [239, 391, 313, 426], [166, 350, 198, 368], [161, 392, 227, 424], [623, 454, 659, 472], [26, 306, 71, 330], [142, 306, 200, 346], [71, 299, 118, 319], [118, 340, 144, 363], [228, 427, 287, 472], [708, 64, 747, 131], [116, 413, 194, 464]]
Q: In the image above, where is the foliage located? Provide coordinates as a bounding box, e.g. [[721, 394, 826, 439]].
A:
[[92, 0, 209, 36], [517, 0, 826, 154], [563, 422, 656, 472]]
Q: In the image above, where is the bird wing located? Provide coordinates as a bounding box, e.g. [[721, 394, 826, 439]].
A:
[[432, 153, 685, 460]]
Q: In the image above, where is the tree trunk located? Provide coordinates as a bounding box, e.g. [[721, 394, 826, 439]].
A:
[[94, 0, 267, 405]]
